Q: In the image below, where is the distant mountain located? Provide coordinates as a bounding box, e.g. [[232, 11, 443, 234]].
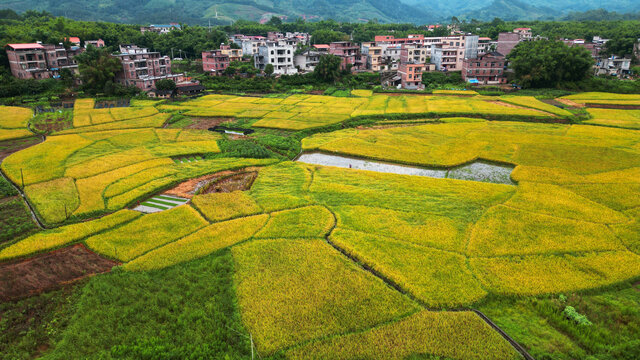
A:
[[2, 0, 640, 24], [463, 0, 556, 21], [0, 0, 435, 25], [403, 0, 640, 21]]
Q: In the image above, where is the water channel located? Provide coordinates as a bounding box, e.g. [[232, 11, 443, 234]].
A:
[[297, 152, 515, 185]]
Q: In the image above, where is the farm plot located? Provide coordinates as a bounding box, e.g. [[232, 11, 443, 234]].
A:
[[0, 110, 278, 224], [0, 106, 34, 141], [585, 108, 640, 129], [562, 92, 640, 103], [163, 93, 560, 131], [500, 95, 573, 117], [3, 93, 640, 359]]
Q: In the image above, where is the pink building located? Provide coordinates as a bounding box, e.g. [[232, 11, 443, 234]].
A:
[[462, 52, 507, 85], [398, 63, 429, 90], [202, 50, 230, 75], [374, 35, 424, 46], [114, 45, 184, 91], [497, 32, 521, 57], [5, 43, 82, 80], [329, 41, 365, 71]]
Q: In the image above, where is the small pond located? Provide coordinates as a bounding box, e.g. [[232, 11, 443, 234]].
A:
[[296, 153, 515, 185]]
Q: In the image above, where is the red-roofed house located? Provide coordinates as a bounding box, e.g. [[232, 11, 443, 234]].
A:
[[5, 42, 83, 79], [312, 44, 329, 53], [65, 37, 81, 46]]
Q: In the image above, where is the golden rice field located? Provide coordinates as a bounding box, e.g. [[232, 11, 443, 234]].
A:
[[585, 108, 640, 129], [0, 105, 34, 141], [159, 93, 561, 130], [562, 92, 640, 102], [2, 92, 640, 359]]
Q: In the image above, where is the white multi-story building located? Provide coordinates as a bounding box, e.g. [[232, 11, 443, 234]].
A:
[[430, 35, 479, 71], [255, 40, 297, 75]]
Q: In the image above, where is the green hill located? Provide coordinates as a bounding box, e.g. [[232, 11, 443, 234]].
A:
[[0, 0, 435, 24]]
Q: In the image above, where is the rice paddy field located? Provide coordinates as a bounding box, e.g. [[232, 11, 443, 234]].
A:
[[1, 92, 640, 360], [158, 92, 566, 130]]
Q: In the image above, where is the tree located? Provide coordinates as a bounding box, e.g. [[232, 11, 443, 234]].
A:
[[74, 45, 122, 94], [508, 40, 593, 88], [155, 79, 176, 90], [59, 68, 74, 88], [264, 64, 274, 76], [266, 16, 282, 27], [314, 54, 342, 82], [311, 29, 348, 44]]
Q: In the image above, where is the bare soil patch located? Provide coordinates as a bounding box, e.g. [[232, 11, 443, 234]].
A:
[[163, 167, 260, 198], [585, 103, 640, 110], [31, 118, 72, 133], [540, 99, 568, 108], [0, 244, 118, 302], [185, 117, 233, 130], [556, 98, 584, 108], [0, 137, 41, 161]]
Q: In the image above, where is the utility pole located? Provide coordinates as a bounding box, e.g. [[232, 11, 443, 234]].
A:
[[171, 48, 174, 59]]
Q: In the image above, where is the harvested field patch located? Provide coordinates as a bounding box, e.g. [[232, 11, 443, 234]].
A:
[[184, 117, 232, 129], [0, 244, 117, 302]]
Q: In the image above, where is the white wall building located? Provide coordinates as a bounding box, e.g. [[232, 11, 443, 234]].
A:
[[255, 41, 297, 75]]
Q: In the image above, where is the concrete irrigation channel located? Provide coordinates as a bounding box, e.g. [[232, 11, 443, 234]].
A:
[[297, 152, 516, 185]]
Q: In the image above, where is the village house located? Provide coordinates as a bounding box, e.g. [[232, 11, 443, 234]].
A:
[[219, 44, 243, 62], [202, 49, 230, 75], [294, 49, 321, 73], [430, 35, 479, 71], [361, 42, 386, 72], [462, 52, 507, 85], [312, 44, 330, 53], [374, 34, 425, 46], [232, 35, 267, 56], [596, 56, 632, 77], [329, 41, 365, 71], [140, 23, 181, 34], [84, 39, 105, 48], [114, 45, 186, 91], [478, 37, 492, 55], [5, 42, 83, 80], [254, 40, 297, 75], [398, 63, 428, 90], [267, 31, 310, 45]]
